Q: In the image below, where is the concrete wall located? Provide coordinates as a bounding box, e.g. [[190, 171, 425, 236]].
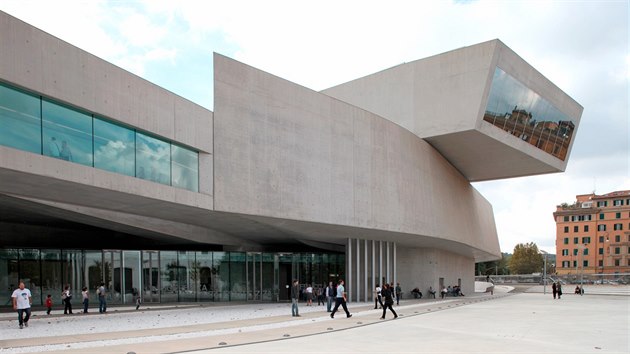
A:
[[397, 247, 475, 297], [213, 53, 500, 257], [0, 11, 214, 203], [322, 40, 496, 140]]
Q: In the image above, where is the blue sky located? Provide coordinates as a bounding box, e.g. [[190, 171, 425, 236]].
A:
[[1, 0, 628, 254]]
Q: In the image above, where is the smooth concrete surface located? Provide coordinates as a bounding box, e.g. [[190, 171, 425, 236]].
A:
[[1, 289, 627, 353], [213, 53, 500, 263]]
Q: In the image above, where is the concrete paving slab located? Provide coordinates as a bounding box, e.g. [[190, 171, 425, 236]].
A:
[[0, 290, 627, 354]]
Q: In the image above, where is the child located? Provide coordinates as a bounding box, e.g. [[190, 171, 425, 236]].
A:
[[81, 287, 89, 313], [45, 294, 52, 315]]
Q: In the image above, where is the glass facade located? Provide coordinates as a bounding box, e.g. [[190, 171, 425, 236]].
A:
[[94, 118, 135, 176], [0, 249, 343, 307], [42, 100, 93, 166], [0, 84, 41, 154], [483, 67, 576, 161], [0, 81, 198, 192]]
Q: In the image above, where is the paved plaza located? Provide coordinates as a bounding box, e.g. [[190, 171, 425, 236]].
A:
[[0, 286, 628, 354]]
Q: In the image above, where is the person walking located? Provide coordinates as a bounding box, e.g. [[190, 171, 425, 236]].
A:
[[395, 282, 402, 305], [316, 286, 324, 306], [380, 283, 398, 319], [330, 279, 352, 319], [552, 282, 557, 299], [97, 282, 107, 313], [45, 294, 53, 315], [556, 282, 562, 299], [305, 284, 313, 306], [291, 279, 300, 317], [325, 281, 335, 312], [81, 287, 89, 313], [374, 284, 383, 309], [12, 282, 32, 329], [62, 285, 73, 314]]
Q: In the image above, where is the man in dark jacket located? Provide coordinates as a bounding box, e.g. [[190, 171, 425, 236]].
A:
[[291, 279, 300, 317], [380, 283, 398, 319]]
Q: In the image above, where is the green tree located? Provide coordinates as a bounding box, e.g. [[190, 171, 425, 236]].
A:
[[476, 253, 511, 276], [508, 242, 544, 274]]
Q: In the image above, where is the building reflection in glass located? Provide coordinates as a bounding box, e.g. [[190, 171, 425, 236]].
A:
[[484, 67, 575, 161]]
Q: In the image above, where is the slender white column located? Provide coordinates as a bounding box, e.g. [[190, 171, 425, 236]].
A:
[[347, 238, 352, 302], [371, 240, 375, 301], [379, 241, 383, 287], [364, 239, 368, 302], [386, 242, 390, 283], [393, 243, 397, 286]]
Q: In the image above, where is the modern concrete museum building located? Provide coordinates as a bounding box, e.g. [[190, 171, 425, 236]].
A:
[[0, 11, 582, 306]]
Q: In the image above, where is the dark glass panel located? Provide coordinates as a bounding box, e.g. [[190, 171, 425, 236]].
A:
[[214, 252, 230, 301], [230, 252, 246, 301], [18, 249, 41, 306], [159, 251, 178, 303], [195, 252, 214, 302], [40, 250, 62, 307], [177, 251, 196, 302]]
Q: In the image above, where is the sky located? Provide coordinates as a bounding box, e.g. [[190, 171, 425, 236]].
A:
[[0, 0, 628, 255]]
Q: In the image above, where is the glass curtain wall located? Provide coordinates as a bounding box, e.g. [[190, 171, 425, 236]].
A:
[[0, 82, 199, 192], [42, 100, 93, 166], [84, 251, 102, 304], [160, 251, 179, 303], [214, 252, 230, 302], [94, 118, 135, 176], [0, 249, 344, 306], [196, 252, 214, 302], [142, 251, 160, 303], [0, 84, 41, 154], [122, 251, 141, 304], [18, 249, 41, 305], [40, 250, 63, 307]]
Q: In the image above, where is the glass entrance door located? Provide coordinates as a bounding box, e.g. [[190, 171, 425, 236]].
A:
[[142, 251, 159, 303]]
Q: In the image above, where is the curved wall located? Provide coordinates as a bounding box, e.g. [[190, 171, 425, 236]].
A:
[[213, 54, 500, 257]]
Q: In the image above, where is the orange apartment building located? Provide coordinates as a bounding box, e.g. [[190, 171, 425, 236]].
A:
[[554, 190, 630, 275]]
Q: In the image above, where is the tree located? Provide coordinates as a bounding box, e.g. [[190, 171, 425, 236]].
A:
[[476, 253, 511, 275], [508, 242, 544, 274]]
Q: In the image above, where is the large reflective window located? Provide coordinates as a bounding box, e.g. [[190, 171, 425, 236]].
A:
[[159, 251, 179, 303], [136, 132, 170, 185], [196, 252, 214, 302], [0, 83, 41, 154], [214, 252, 230, 302], [41, 250, 62, 307], [172, 145, 199, 192], [19, 250, 41, 306], [42, 100, 93, 166], [94, 118, 135, 176], [230, 252, 246, 301], [483, 67, 575, 160], [0, 249, 19, 307], [177, 251, 197, 302]]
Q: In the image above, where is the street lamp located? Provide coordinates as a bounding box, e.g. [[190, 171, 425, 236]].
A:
[[576, 243, 586, 296]]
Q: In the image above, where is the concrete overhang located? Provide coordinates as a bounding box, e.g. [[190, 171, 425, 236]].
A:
[[322, 39, 583, 182]]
